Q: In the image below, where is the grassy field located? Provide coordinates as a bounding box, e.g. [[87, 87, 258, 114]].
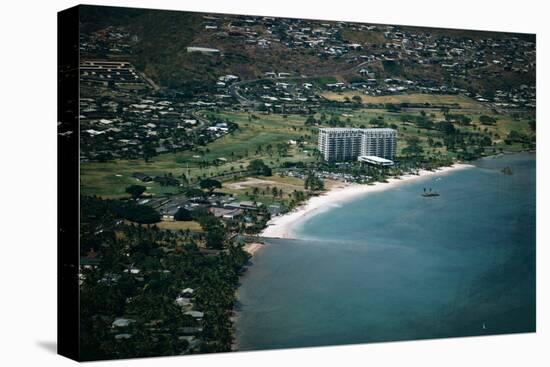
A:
[[181, 112, 317, 163], [154, 221, 203, 232], [80, 112, 316, 199], [221, 175, 305, 205], [320, 92, 488, 110]]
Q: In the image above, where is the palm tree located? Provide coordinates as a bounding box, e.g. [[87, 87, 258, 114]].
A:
[[180, 172, 189, 188]]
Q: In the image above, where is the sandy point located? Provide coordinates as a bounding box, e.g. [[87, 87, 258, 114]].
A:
[[243, 242, 265, 256]]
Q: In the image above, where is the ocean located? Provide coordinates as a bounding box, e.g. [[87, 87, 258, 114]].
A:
[[235, 152, 536, 351]]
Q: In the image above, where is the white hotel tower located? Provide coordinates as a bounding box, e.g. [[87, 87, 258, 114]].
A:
[[318, 128, 397, 162]]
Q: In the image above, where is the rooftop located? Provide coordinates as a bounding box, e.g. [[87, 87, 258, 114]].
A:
[[319, 127, 396, 133], [358, 155, 395, 166], [186, 46, 220, 53]]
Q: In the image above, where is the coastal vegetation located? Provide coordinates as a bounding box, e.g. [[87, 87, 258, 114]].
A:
[[79, 196, 249, 360]]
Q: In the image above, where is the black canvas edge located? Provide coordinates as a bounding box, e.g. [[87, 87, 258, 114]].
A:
[[56, 4, 537, 362], [58, 4, 81, 362]]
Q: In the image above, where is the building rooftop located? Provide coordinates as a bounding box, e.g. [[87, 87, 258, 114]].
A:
[[319, 127, 363, 132], [358, 155, 395, 166], [186, 46, 220, 53], [319, 127, 396, 133]]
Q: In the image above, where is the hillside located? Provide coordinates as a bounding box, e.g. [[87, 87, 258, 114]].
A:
[[78, 5, 535, 96]]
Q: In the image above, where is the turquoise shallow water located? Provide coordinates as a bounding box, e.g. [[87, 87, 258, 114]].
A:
[[235, 153, 536, 350]]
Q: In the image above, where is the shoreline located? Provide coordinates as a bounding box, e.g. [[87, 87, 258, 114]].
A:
[[243, 242, 265, 256], [260, 163, 475, 239]]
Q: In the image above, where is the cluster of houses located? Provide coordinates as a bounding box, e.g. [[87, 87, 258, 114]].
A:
[[493, 85, 536, 109], [132, 179, 285, 227], [191, 14, 377, 59], [146, 192, 247, 222], [203, 14, 373, 56], [79, 25, 135, 56], [79, 80, 238, 161], [80, 60, 149, 89], [80, 237, 206, 352], [361, 26, 536, 107], [108, 287, 203, 352], [194, 14, 535, 110], [233, 78, 321, 114], [197, 13, 534, 80], [323, 76, 469, 97]]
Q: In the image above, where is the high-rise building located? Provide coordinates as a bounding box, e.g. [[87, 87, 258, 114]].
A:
[[318, 128, 363, 162], [360, 128, 397, 159], [318, 128, 397, 162]]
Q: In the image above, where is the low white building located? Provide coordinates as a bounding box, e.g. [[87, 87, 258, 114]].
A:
[[186, 46, 220, 54], [358, 155, 395, 167]]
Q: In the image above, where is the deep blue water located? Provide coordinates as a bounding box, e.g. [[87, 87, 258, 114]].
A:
[[235, 153, 536, 350]]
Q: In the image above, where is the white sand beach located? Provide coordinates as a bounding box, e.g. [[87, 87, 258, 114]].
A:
[[260, 163, 474, 239], [243, 242, 265, 256]]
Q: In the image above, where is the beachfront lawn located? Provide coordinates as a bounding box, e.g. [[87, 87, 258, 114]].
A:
[[221, 174, 306, 206], [153, 220, 203, 232]]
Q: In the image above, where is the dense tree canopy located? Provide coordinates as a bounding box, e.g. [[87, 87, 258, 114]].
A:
[[199, 178, 222, 193], [79, 196, 249, 360], [174, 207, 193, 221], [304, 172, 324, 191], [248, 159, 272, 176], [125, 185, 147, 199]]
